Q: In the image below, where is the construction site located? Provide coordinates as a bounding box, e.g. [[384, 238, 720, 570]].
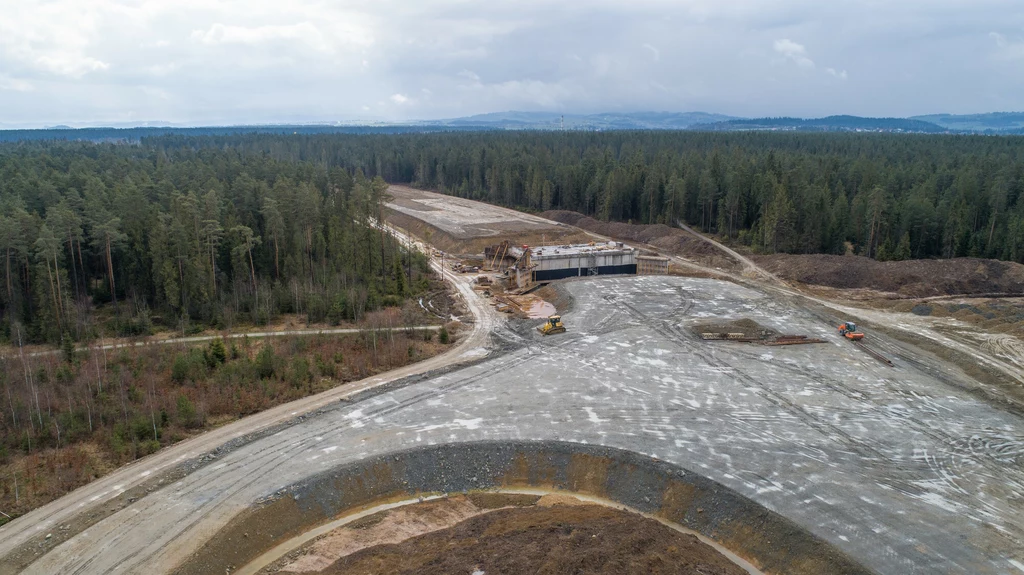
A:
[[3, 185, 1024, 575]]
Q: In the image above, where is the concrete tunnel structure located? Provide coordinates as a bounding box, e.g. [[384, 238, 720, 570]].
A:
[[507, 242, 639, 288]]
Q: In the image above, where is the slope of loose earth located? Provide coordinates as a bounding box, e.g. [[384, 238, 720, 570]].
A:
[[753, 253, 1024, 297], [305, 501, 748, 575]]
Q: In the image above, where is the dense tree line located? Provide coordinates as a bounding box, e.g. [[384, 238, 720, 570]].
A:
[[156, 130, 1024, 265], [0, 142, 433, 344], [4, 130, 1024, 346]]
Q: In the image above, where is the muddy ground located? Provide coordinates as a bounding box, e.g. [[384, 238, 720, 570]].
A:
[[294, 499, 748, 575]]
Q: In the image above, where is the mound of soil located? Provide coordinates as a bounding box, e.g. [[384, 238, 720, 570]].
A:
[[540, 211, 741, 272], [532, 283, 573, 314], [315, 504, 746, 575], [754, 254, 1024, 297], [692, 318, 778, 340]]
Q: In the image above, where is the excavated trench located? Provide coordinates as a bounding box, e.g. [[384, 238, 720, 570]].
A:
[[175, 441, 871, 575]]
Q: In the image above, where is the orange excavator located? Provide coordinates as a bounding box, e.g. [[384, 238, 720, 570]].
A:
[[838, 321, 865, 340]]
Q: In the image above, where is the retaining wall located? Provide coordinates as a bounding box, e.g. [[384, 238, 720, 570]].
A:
[[175, 440, 873, 575]]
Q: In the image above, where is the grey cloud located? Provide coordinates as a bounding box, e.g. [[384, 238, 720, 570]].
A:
[[0, 0, 1023, 127], [774, 39, 815, 69]]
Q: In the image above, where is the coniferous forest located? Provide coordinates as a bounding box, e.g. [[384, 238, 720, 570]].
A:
[[165, 130, 1024, 262], [3, 130, 1024, 344], [0, 142, 431, 345], [0, 139, 441, 520], [2, 129, 1024, 522]]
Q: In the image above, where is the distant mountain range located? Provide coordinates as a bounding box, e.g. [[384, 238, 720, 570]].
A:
[[424, 111, 1024, 134], [419, 111, 1024, 134], [418, 111, 738, 130], [4, 111, 1024, 142], [688, 115, 951, 134], [909, 112, 1024, 133]]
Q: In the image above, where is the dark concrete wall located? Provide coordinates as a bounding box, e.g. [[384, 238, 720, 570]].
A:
[[534, 264, 638, 281], [176, 441, 873, 575]]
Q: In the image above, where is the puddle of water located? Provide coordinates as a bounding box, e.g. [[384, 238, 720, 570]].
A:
[[507, 294, 556, 319], [526, 300, 556, 319]]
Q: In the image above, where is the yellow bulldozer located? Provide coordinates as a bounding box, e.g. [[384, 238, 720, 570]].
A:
[[537, 315, 566, 336]]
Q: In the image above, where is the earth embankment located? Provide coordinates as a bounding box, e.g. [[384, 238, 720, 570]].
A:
[[313, 502, 750, 575], [177, 441, 869, 575], [752, 253, 1024, 297]]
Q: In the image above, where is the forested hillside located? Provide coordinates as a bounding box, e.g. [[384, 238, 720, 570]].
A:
[[153, 131, 1024, 267], [0, 143, 431, 345]]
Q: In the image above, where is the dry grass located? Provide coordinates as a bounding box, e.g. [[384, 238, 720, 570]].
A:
[[0, 306, 453, 526]]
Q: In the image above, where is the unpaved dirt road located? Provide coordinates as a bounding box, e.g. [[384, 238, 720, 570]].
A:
[[13, 326, 443, 359], [676, 220, 779, 282], [387, 185, 568, 240]]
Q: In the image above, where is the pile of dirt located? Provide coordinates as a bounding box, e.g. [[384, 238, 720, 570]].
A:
[[312, 503, 747, 575], [540, 211, 741, 272], [872, 298, 1024, 338], [692, 318, 778, 340], [754, 254, 1024, 297], [532, 283, 573, 314]]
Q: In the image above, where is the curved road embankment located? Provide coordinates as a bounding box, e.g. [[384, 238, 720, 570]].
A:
[[180, 441, 869, 575]]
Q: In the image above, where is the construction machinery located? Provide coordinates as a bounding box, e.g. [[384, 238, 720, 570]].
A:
[[537, 315, 566, 336], [838, 321, 865, 341], [837, 321, 893, 366]]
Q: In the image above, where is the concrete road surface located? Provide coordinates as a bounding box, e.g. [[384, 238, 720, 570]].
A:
[[4, 276, 1023, 574]]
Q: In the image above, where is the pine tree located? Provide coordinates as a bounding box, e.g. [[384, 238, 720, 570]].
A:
[[894, 232, 912, 261], [207, 338, 227, 367], [876, 236, 894, 262]]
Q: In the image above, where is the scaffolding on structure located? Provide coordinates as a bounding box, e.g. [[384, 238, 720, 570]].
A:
[[637, 255, 670, 275]]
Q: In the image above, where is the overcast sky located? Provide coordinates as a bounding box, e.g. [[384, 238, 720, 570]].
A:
[[1, 0, 1023, 127]]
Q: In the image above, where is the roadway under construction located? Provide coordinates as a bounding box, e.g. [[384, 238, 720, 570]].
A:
[[2, 189, 1023, 575]]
